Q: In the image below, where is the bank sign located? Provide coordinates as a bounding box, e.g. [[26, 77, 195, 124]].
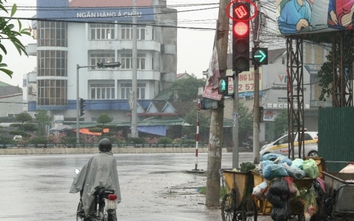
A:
[[276, 0, 354, 35], [37, 7, 155, 22]]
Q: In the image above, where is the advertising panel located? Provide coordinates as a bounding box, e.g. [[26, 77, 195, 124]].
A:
[[276, 0, 354, 35]]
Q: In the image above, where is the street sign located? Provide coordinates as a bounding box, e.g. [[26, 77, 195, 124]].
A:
[[252, 48, 268, 65]]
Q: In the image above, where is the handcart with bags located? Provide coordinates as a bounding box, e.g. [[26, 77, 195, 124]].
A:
[[220, 168, 258, 221]]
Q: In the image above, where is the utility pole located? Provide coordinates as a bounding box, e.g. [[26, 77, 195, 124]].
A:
[[252, 0, 261, 164], [131, 0, 138, 138], [205, 0, 229, 208]]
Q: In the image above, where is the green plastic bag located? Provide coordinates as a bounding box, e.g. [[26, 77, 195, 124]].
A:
[[302, 158, 319, 179]]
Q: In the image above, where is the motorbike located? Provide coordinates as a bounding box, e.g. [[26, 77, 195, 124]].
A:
[[74, 169, 118, 221]]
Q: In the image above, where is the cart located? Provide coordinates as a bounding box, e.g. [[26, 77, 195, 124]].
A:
[[322, 171, 354, 220], [220, 169, 257, 221], [252, 170, 314, 220]]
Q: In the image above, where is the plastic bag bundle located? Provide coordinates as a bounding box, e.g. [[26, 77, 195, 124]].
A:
[[302, 158, 319, 179], [267, 178, 291, 221], [299, 188, 318, 221], [281, 163, 306, 179], [270, 200, 291, 221], [261, 153, 292, 166], [292, 158, 304, 169], [268, 178, 290, 197], [283, 176, 299, 198], [263, 163, 289, 180], [252, 181, 268, 197]]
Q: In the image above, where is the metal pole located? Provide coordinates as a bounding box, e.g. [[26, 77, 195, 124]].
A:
[[252, 0, 261, 164], [76, 64, 101, 145], [194, 99, 200, 171], [232, 72, 239, 169], [76, 64, 80, 145], [131, 0, 138, 138]]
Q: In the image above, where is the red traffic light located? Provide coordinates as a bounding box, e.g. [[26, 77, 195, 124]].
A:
[[233, 21, 248, 36]]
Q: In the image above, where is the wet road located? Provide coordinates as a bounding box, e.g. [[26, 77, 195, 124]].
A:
[[0, 152, 273, 221]]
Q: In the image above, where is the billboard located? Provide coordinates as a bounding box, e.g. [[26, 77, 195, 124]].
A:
[[276, 0, 354, 35]]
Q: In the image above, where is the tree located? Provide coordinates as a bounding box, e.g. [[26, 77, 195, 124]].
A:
[[183, 106, 210, 142], [237, 102, 253, 142], [169, 75, 206, 102], [274, 110, 288, 139], [35, 109, 51, 136], [0, 1, 31, 77], [318, 33, 354, 101], [97, 114, 112, 126], [15, 112, 32, 125]]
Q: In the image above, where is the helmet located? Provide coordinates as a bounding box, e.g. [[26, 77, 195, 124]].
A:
[[98, 138, 112, 152]]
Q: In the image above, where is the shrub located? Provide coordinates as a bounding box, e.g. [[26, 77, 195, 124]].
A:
[[157, 137, 172, 144], [28, 136, 48, 144], [128, 137, 146, 144]]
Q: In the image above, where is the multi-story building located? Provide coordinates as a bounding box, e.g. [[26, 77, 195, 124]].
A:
[[25, 0, 177, 126]]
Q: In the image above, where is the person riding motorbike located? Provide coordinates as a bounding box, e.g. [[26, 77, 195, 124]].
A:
[[70, 138, 121, 220]]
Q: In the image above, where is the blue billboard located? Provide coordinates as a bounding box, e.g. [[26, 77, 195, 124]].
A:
[[36, 2, 155, 23]]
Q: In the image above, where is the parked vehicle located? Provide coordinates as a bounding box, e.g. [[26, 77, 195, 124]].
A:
[[260, 131, 318, 157]]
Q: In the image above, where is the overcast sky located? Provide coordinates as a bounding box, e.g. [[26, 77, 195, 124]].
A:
[[1, 0, 221, 87]]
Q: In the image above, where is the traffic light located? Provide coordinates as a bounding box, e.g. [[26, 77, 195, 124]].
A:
[[97, 62, 121, 68], [80, 98, 85, 116], [232, 2, 250, 72], [252, 48, 268, 66], [218, 76, 234, 96]]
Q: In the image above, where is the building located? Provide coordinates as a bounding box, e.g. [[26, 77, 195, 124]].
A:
[[0, 82, 24, 118], [25, 0, 177, 129]]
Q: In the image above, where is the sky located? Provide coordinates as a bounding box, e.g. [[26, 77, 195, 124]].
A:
[[1, 0, 221, 87]]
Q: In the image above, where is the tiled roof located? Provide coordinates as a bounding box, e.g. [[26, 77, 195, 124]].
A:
[[171, 101, 195, 115], [69, 0, 153, 7]]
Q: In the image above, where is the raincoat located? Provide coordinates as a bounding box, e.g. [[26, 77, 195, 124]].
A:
[[70, 152, 121, 216]]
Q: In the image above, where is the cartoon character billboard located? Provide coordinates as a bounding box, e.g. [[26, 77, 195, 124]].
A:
[[276, 0, 354, 34]]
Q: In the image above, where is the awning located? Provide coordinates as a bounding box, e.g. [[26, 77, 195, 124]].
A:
[[79, 128, 102, 136], [137, 126, 166, 136]]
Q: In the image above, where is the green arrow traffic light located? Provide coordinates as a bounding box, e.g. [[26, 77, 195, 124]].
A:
[[252, 48, 268, 65]]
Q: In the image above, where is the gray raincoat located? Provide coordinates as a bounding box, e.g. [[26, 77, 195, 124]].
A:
[[70, 152, 121, 216]]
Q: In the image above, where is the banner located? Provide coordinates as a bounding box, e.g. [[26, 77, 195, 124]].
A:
[[202, 46, 222, 101]]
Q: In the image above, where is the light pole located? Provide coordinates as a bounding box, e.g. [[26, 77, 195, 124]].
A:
[[76, 62, 121, 145]]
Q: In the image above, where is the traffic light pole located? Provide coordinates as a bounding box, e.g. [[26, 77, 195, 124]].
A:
[[252, 0, 261, 164], [232, 71, 239, 168], [76, 64, 96, 145], [76, 63, 122, 145]]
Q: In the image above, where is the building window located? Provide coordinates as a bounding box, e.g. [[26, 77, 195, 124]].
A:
[[90, 51, 115, 69], [38, 50, 67, 77], [90, 24, 115, 40], [120, 53, 146, 70], [38, 21, 67, 47], [121, 25, 145, 40], [120, 83, 146, 99], [37, 79, 67, 105], [90, 83, 115, 99]]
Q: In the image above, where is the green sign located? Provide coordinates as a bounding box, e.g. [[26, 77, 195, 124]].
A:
[[252, 48, 268, 65]]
